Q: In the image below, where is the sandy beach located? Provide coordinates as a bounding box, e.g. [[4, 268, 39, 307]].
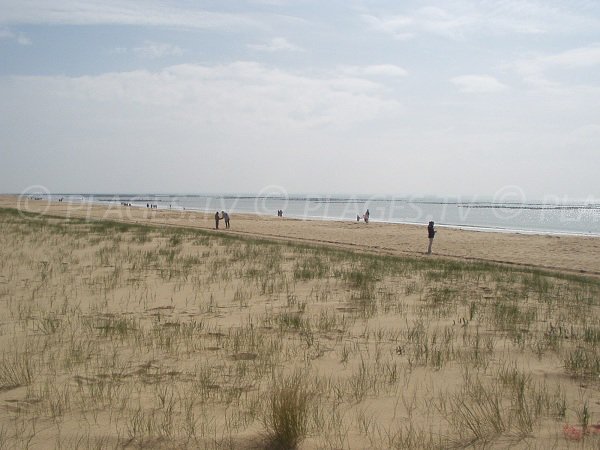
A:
[[1, 195, 599, 448], [2, 195, 598, 277]]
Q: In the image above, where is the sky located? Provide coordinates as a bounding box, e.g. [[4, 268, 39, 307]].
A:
[[1, 0, 599, 200]]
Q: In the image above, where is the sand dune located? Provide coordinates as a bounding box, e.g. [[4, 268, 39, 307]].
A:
[[1, 195, 599, 448]]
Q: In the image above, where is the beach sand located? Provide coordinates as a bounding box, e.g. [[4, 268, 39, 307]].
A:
[[1, 195, 599, 448], [2, 195, 598, 277]]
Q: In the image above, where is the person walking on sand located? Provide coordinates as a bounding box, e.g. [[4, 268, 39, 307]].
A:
[[427, 221, 436, 254], [215, 211, 221, 229], [222, 211, 230, 229]]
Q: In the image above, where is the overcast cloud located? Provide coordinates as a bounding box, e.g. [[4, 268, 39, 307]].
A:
[[1, 0, 599, 199]]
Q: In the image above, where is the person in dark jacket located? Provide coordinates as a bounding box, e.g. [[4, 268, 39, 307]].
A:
[[215, 211, 221, 229], [427, 221, 436, 254]]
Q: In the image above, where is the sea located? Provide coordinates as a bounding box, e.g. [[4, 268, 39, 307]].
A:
[[37, 193, 600, 237]]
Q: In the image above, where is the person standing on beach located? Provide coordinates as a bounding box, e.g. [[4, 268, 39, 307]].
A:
[[427, 221, 436, 254], [222, 211, 230, 229], [215, 211, 221, 229]]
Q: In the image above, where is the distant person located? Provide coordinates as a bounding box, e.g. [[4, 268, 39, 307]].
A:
[[427, 221, 436, 254], [222, 211, 230, 229], [215, 211, 221, 229], [364, 209, 370, 224], [357, 214, 361, 222]]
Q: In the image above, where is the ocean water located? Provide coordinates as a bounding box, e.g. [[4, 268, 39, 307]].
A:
[[43, 193, 600, 237]]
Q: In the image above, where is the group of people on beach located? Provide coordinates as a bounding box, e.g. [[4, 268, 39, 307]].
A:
[[131, 200, 438, 254], [135, 200, 437, 253], [215, 211, 230, 229], [357, 209, 370, 223]]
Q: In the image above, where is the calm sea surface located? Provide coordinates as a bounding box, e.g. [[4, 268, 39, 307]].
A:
[[49, 194, 600, 237]]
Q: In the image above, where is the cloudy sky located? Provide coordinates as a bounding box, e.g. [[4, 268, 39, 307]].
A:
[[1, 0, 599, 199]]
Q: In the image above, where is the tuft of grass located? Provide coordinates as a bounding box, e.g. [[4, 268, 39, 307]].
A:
[[0, 353, 34, 391], [277, 311, 308, 331], [262, 372, 311, 449], [564, 346, 600, 378], [293, 256, 327, 280]]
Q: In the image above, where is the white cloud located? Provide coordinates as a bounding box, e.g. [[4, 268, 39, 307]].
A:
[[16, 34, 31, 45], [247, 37, 304, 52], [0, 27, 31, 45], [0, 61, 407, 192], [133, 41, 184, 59], [450, 75, 507, 93], [363, 7, 479, 41], [538, 44, 600, 69], [341, 64, 408, 78], [484, 0, 600, 35], [514, 44, 600, 90], [0, 0, 260, 29], [363, 1, 600, 40], [110, 47, 128, 55], [362, 14, 415, 40], [248, 0, 292, 6], [562, 124, 600, 154], [3, 62, 402, 130]]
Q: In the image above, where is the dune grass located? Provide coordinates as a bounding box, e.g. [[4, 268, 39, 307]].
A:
[[0, 206, 599, 448]]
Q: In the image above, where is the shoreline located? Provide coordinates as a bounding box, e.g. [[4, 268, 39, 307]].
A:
[[79, 201, 600, 239], [2, 194, 599, 277], [22, 193, 600, 238]]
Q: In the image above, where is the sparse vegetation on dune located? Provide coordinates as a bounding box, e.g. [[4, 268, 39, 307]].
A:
[[0, 206, 599, 449]]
